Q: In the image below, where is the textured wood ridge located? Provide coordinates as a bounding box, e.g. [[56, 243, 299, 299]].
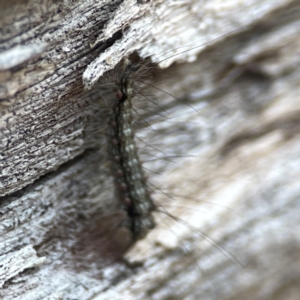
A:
[[0, 0, 300, 299]]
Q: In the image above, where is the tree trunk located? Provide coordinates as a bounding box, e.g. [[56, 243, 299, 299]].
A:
[[1, 0, 300, 299]]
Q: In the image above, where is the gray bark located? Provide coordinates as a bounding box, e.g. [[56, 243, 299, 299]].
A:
[[1, 0, 300, 299]]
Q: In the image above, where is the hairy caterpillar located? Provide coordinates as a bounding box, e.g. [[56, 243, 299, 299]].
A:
[[106, 58, 155, 241], [100, 45, 244, 267]]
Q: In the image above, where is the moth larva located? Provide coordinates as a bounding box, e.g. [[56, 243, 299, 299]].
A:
[[107, 58, 155, 241]]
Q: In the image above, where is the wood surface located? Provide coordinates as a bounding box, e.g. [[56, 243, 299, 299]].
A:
[[0, 0, 300, 299]]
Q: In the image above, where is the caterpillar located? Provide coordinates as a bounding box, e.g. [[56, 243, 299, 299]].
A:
[[101, 50, 243, 267], [106, 58, 155, 241]]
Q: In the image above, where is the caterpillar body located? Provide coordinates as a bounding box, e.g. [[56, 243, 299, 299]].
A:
[[106, 58, 155, 241]]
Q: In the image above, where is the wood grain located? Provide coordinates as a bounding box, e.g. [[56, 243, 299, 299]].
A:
[[0, 0, 300, 299]]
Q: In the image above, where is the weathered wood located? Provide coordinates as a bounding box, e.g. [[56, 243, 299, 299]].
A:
[[1, 0, 300, 299]]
